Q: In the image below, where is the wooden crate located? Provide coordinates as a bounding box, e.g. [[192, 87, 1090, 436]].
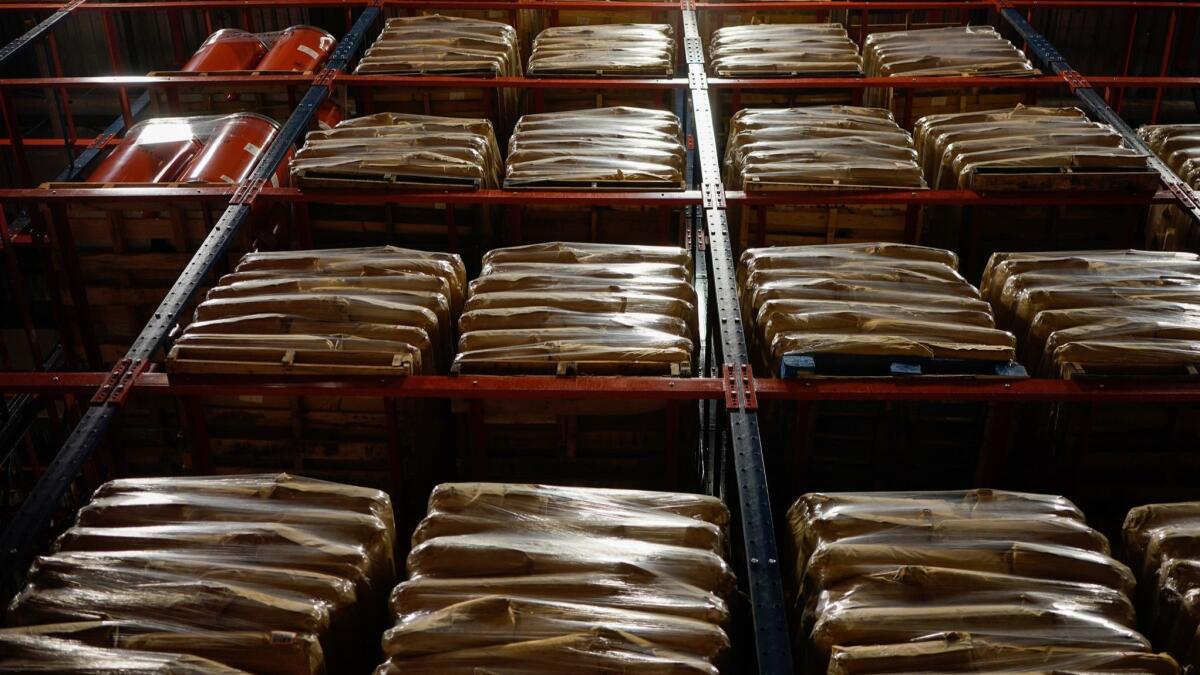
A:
[[41, 194, 247, 366], [511, 203, 686, 247], [453, 396, 696, 491], [733, 202, 914, 251]]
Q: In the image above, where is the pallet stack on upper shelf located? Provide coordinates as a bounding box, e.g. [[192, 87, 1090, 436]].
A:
[[738, 243, 1022, 493], [165, 246, 463, 510], [1140, 124, 1200, 251], [453, 242, 697, 487], [982, 249, 1200, 520], [504, 106, 687, 245], [724, 106, 926, 248], [378, 483, 732, 673], [289, 112, 503, 254], [1124, 500, 1200, 673]]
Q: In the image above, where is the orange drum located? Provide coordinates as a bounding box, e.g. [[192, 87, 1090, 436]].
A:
[[178, 113, 280, 184], [316, 100, 345, 130], [256, 25, 336, 72], [86, 120, 202, 183], [181, 29, 267, 72]]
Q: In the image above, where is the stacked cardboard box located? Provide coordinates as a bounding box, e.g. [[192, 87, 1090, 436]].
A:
[[1139, 124, 1200, 250], [504, 107, 687, 243], [1125, 502, 1200, 671], [724, 106, 926, 248], [2, 474, 395, 674], [862, 26, 1037, 124], [165, 246, 464, 492], [790, 489, 1175, 674], [376, 483, 732, 673], [354, 15, 521, 129]]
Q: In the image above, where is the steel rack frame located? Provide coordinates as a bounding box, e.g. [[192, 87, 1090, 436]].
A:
[[1, 0, 1200, 672]]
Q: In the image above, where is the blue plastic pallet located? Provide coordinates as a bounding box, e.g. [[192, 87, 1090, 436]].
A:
[[780, 353, 1029, 379]]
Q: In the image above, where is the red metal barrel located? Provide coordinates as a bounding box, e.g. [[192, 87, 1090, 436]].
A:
[[181, 29, 267, 72], [86, 120, 202, 183], [178, 113, 280, 184], [316, 100, 345, 130], [255, 25, 336, 72]]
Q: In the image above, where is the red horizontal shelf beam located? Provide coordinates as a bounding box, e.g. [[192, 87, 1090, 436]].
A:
[[0, 186, 702, 206], [337, 75, 689, 89], [4, 0, 1187, 10], [726, 189, 1171, 206], [4, 371, 1200, 403]]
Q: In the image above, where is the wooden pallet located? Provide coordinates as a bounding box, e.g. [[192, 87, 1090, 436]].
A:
[[779, 353, 1028, 379], [733, 202, 914, 251], [968, 165, 1161, 193], [451, 358, 689, 376]]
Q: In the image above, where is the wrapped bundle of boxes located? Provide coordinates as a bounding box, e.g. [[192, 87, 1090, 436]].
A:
[[454, 242, 696, 485], [724, 106, 927, 249], [526, 23, 675, 111], [981, 249, 1200, 515], [738, 242, 1023, 491], [1140, 124, 1200, 250], [353, 15, 522, 132], [1, 474, 395, 674], [914, 105, 1158, 274], [862, 26, 1037, 126], [165, 246, 464, 505], [504, 106, 687, 244], [289, 112, 503, 251], [151, 26, 343, 124], [790, 489, 1176, 675], [1125, 501, 1200, 671], [708, 24, 863, 142], [378, 483, 733, 673]]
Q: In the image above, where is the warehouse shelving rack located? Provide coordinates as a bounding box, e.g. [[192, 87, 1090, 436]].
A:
[[3, 0, 1200, 671]]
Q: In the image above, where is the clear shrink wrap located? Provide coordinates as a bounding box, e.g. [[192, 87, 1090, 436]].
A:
[[738, 243, 1015, 374], [527, 24, 674, 77], [724, 106, 926, 191], [504, 107, 686, 189], [290, 112, 502, 189], [790, 490, 1155, 672], [355, 15, 519, 76], [980, 250, 1200, 378], [914, 105, 1152, 190], [1122, 502, 1200, 672], [4, 474, 395, 674], [456, 242, 696, 374], [0, 633, 254, 674], [378, 483, 733, 673], [1, 621, 321, 675], [1139, 123, 1200, 248], [166, 246, 464, 375], [708, 24, 862, 77], [828, 634, 1178, 675]]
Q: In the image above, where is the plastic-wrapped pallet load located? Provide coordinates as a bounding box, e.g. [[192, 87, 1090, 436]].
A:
[[2, 474, 395, 674], [352, 15, 521, 127], [1122, 501, 1200, 674], [915, 105, 1155, 191], [164, 246, 463, 491], [725, 106, 927, 248], [455, 241, 695, 375], [375, 482, 732, 673], [979, 249, 1200, 377], [862, 26, 1037, 123], [1139, 123, 1200, 250], [289, 112, 502, 190], [737, 242, 1016, 377], [914, 106, 1156, 273], [708, 23, 862, 77], [527, 23, 673, 77], [789, 489, 1177, 674]]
